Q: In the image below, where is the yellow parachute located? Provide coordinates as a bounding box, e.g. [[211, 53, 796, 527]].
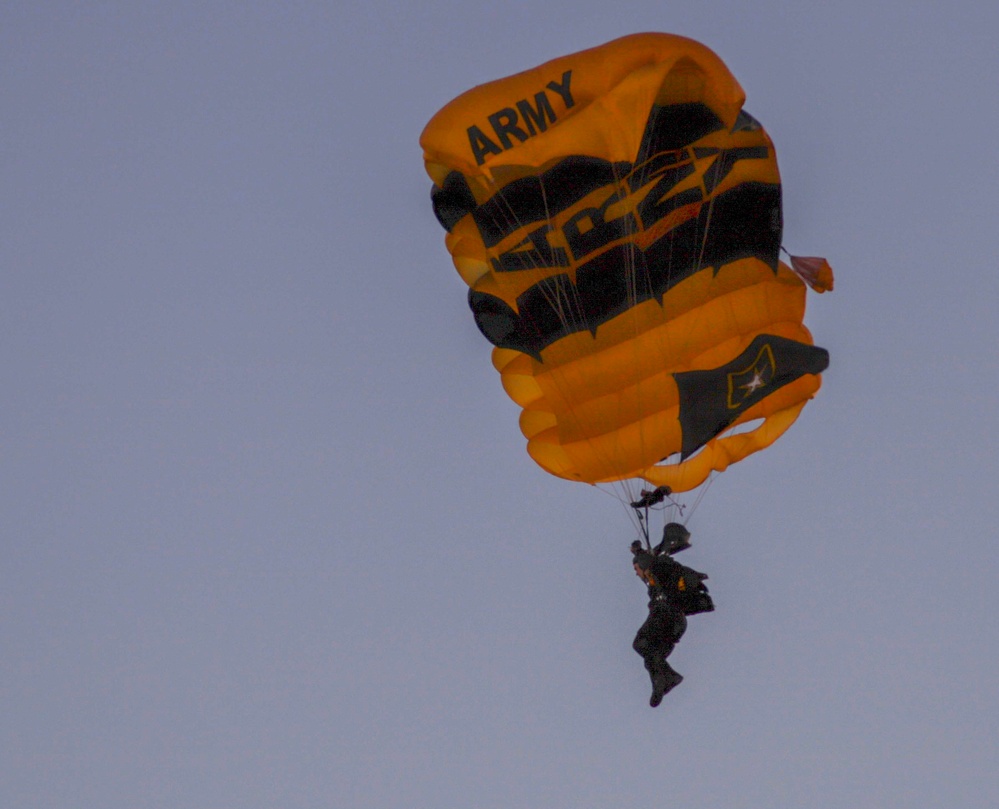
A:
[[421, 33, 832, 493]]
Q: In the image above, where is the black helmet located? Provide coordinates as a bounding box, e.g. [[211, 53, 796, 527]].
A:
[[632, 549, 655, 570]]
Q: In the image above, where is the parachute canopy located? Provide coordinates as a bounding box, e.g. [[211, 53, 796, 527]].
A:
[[421, 33, 831, 492]]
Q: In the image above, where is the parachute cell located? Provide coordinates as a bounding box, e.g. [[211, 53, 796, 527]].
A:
[[421, 33, 831, 492]]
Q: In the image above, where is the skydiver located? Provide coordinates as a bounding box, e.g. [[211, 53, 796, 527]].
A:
[[630, 523, 713, 707]]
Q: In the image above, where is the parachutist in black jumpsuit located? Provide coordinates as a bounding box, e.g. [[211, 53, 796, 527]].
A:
[[632, 548, 688, 706]]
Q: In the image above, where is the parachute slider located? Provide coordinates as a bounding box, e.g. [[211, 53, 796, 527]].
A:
[[633, 524, 693, 558], [654, 522, 692, 556], [630, 486, 672, 510]]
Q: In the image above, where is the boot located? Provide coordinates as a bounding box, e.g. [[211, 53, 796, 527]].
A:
[[649, 663, 683, 707]]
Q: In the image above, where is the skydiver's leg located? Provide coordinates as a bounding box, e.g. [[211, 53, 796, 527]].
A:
[[635, 607, 683, 705], [646, 609, 689, 706], [632, 617, 653, 659]]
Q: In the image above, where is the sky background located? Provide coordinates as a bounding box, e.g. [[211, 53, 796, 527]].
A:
[[3, 2, 998, 808]]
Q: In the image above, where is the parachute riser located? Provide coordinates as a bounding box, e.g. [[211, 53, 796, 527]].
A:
[[636, 508, 652, 550]]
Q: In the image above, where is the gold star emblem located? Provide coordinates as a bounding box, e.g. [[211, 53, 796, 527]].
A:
[[726, 343, 776, 409], [741, 369, 767, 394]]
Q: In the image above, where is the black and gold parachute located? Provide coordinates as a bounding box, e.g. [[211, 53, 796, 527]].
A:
[[421, 33, 832, 491]]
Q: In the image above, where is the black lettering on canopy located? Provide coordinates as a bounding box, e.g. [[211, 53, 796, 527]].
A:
[[488, 108, 530, 149], [490, 224, 570, 272], [468, 182, 782, 359], [545, 70, 575, 109], [472, 157, 630, 248], [436, 103, 784, 360], [517, 92, 557, 136], [468, 103, 748, 247], [636, 162, 699, 229], [563, 189, 637, 261], [466, 71, 575, 165], [467, 125, 503, 166], [471, 142, 771, 273]]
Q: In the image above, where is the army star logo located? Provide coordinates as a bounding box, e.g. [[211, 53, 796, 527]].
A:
[[726, 343, 776, 409], [743, 370, 767, 393]]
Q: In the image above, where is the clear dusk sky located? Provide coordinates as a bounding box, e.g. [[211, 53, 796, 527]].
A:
[[3, 2, 998, 807]]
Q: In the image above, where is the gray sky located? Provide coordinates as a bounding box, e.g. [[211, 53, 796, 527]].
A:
[[3, 2, 997, 807]]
